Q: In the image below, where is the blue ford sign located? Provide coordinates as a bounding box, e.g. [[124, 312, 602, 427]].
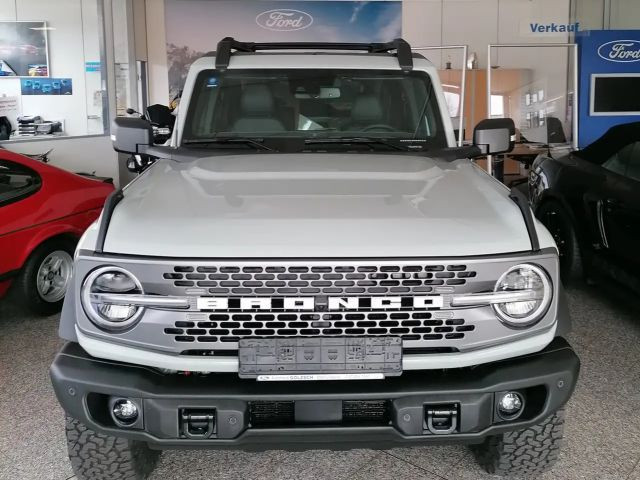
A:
[[597, 40, 640, 62], [256, 9, 313, 31]]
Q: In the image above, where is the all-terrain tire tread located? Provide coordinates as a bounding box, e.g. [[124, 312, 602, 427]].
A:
[[66, 416, 160, 480], [472, 409, 565, 478]]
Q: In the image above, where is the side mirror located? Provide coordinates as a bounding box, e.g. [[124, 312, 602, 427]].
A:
[[111, 117, 153, 154], [473, 118, 515, 155]]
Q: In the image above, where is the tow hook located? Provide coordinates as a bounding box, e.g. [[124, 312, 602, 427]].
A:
[[425, 405, 459, 434], [179, 409, 216, 439]]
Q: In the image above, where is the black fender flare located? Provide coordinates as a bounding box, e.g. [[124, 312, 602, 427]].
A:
[[533, 190, 591, 255]]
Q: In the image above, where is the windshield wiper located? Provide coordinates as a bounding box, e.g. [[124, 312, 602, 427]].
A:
[[183, 137, 274, 151], [304, 137, 407, 151]]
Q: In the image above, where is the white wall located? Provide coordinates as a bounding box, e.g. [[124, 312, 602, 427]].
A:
[[609, 0, 640, 29], [401, 0, 573, 141], [145, 0, 170, 106], [403, 0, 571, 69], [573, 0, 604, 29], [82, 0, 106, 135]]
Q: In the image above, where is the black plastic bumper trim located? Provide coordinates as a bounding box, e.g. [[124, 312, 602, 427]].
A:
[[50, 338, 579, 450]]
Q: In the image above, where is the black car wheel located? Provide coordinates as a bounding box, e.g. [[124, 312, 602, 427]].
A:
[[12, 237, 76, 316], [537, 200, 583, 285]]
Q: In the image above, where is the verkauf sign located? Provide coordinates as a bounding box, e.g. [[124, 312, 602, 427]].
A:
[[529, 22, 579, 34], [520, 20, 579, 36], [597, 40, 640, 63], [255, 9, 313, 31]]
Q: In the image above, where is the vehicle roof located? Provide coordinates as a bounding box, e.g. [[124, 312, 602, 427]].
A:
[[191, 51, 435, 71], [0, 148, 45, 169], [575, 121, 640, 164]]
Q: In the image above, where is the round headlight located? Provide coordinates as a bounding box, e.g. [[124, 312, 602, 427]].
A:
[[81, 266, 144, 331], [493, 264, 552, 328]]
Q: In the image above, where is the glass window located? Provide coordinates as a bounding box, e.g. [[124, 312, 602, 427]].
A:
[[183, 69, 447, 148], [0, 159, 41, 205], [443, 91, 460, 118], [602, 143, 635, 177], [488, 45, 577, 147], [0, 0, 108, 141], [490, 95, 505, 118], [625, 142, 640, 182]]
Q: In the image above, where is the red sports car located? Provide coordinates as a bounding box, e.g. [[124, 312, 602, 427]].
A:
[[0, 149, 114, 314]]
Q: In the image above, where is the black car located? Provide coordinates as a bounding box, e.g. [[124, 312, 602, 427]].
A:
[[529, 121, 640, 289]]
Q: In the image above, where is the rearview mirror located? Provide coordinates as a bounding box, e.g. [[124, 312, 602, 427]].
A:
[[473, 118, 515, 155], [146, 104, 173, 123], [111, 117, 153, 154], [294, 87, 341, 99]]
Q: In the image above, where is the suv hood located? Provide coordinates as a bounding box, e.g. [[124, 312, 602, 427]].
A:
[[104, 153, 532, 258]]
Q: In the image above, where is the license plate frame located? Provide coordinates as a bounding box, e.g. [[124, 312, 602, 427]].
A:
[[238, 337, 403, 380]]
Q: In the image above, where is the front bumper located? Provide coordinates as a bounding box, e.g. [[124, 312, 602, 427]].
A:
[[50, 338, 579, 450]]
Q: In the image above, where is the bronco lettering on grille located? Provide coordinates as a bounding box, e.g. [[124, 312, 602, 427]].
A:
[[196, 296, 444, 311]]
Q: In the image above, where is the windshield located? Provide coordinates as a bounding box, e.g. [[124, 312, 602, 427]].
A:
[[182, 69, 447, 149]]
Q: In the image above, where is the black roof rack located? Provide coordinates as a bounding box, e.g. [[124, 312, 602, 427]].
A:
[[214, 37, 414, 72]]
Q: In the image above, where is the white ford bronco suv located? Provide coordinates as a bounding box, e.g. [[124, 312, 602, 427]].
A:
[[51, 38, 579, 479]]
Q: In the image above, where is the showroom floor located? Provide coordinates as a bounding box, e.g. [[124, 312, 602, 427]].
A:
[[1, 286, 639, 480]]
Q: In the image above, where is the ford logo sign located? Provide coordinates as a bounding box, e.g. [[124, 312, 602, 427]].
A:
[[597, 40, 640, 62], [256, 9, 313, 32]]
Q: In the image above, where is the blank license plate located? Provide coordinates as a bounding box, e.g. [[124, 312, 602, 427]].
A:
[[238, 337, 402, 380]]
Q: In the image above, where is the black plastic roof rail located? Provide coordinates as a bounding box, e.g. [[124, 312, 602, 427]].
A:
[[509, 187, 540, 252], [95, 189, 124, 254], [215, 37, 413, 72]]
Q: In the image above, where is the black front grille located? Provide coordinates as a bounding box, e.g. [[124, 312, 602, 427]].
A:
[[249, 401, 295, 427], [162, 263, 477, 296], [248, 400, 391, 428], [156, 260, 485, 351], [165, 313, 473, 344], [342, 400, 391, 424]]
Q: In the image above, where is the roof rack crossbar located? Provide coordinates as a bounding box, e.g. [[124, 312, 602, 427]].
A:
[[215, 37, 413, 72]]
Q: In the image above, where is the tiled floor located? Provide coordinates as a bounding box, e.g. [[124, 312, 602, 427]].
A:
[[1, 286, 639, 480]]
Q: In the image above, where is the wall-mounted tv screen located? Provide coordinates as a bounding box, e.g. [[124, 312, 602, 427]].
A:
[[590, 74, 640, 116], [0, 21, 49, 77]]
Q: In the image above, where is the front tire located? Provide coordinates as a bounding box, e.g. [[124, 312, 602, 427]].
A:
[[66, 416, 160, 480], [472, 409, 565, 477], [13, 237, 75, 315], [537, 200, 583, 285]]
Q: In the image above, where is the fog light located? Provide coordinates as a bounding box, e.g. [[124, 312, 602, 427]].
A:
[[112, 399, 139, 423], [498, 392, 524, 419]]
